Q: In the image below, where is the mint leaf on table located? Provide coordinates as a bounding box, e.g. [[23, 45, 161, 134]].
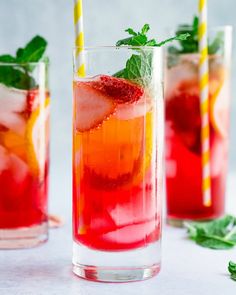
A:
[[114, 24, 189, 86], [185, 215, 236, 250], [228, 261, 236, 281], [168, 15, 224, 55], [0, 35, 48, 90]]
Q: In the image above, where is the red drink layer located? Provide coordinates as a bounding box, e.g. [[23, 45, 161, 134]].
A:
[[165, 54, 230, 221], [0, 85, 49, 228], [73, 75, 160, 251]]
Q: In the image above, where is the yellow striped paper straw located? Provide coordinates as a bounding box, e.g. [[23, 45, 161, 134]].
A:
[[199, 0, 211, 207], [74, 0, 86, 76]]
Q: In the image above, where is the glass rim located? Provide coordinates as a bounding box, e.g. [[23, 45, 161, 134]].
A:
[[73, 45, 163, 52], [0, 61, 49, 67], [174, 24, 233, 32]]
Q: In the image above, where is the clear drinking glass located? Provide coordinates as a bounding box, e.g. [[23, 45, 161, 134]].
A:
[[72, 46, 164, 282], [0, 62, 50, 248], [165, 26, 232, 226]]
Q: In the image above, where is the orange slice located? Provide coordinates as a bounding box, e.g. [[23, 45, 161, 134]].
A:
[[26, 97, 50, 175], [209, 69, 229, 137], [1, 131, 27, 161]]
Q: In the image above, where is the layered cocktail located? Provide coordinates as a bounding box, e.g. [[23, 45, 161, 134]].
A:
[[72, 43, 164, 281], [0, 36, 50, 248], [165, 22, 232, 223]]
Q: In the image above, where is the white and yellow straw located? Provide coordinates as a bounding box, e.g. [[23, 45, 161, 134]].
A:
[[199, 0, 211, 207], [74, 0, 86, 76]]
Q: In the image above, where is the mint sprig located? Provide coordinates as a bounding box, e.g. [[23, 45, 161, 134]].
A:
[[168, 16, 224, 55], [114, 24, 189, 86], [185, 215, 236, 250], [0, 35, 48, 90], [228, 261, 236, 281]]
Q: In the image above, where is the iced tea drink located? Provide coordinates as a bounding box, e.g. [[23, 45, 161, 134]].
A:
[[0, 36, 50, 248], [73, 47, 164, 282], [165, 26, 232, 223]]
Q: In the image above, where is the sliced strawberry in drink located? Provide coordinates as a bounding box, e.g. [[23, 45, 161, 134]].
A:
[[92, 75, 144, 104], [166, 79, 201, 131], [74, 82, 116, 132], [166, 79, 201, 152], [26, 89, 40, 115]]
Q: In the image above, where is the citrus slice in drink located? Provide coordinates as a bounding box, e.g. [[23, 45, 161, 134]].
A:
[[26, 97, 50, 175], [1, 131, 27, 162], [209, 70, 228, 137]]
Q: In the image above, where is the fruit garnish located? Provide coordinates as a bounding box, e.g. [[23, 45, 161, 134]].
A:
[[26, 88, 42, 115], [0, 35, 48, 90], [166, 79, 201, 152], [91, 75, 144, 104], [74, 81, 116, 132], [1, 130, 26, 162], [209, 71, 228, 137], [166, 79, 201, 131], [114, 24, 189, 86], [26, 96, 50, 175]]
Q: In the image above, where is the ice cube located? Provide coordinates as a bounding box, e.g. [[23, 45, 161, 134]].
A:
[[0, 145, 28, 181], [101, 219, 158, 246], [9, 153, 29, 183], [0, 112, 26, 134], [210, 137, 227, 177], [0, 84, 27, 134], [114, 94, 153, 120], [165, 55, 198, 100], [0, 84, 27, 112], [109, 190, 156, 227]]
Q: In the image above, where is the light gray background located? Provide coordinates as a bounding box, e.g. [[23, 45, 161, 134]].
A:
[[0, 0, 235, 190]]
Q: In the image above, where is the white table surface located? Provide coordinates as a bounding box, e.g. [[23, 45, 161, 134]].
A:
[[1, 171, 236, 295]]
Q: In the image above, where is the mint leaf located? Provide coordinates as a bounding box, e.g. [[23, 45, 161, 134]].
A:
[[185, 215, 236, 250], [208, 32, 224, 55], [169, 15, 224, 55], [16, 35, 47, 63], [125, 28, 137, 36], [0, 66, 36, 89], [195, 234, 235, 250], [228, 261, 236, 281], [141, 24, 150, 35], [115, 24, 189, 85], [156, 34, 190, 47], [0, 55, 16, 63], [0, 35, 48, 89]]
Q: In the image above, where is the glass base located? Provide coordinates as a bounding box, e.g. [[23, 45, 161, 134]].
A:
[[0, 222, 48, 249], [167, 217, 185, 228], [167, 213, 225, 228], [72, 240, 161, 282]]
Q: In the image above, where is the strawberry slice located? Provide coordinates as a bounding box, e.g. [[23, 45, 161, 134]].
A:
[[74, 82, 116, 132], [166, 79, 201, 153], [90, 75, 144, 104], [26, 89, 39, 115], [166, 79, 201, 132]]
